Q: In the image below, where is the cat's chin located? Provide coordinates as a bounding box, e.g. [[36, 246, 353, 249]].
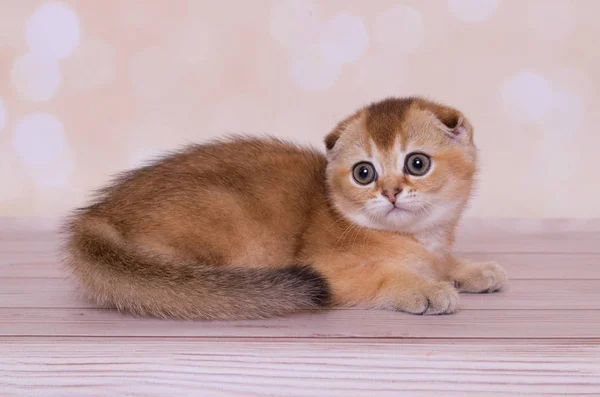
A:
[[382, 208, 421, 226], [343, 207, 417, 232], [336, 199, 451, 234], [346, 203, 456, 235]]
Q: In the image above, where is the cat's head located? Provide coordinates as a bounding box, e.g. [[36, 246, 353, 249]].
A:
[[325, 97, 477, 234]]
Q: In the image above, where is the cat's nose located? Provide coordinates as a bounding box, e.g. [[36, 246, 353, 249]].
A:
[[382, 188, 402, 204]]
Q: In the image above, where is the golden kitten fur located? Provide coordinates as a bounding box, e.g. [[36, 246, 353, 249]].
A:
[[62, 97, 505, 320]]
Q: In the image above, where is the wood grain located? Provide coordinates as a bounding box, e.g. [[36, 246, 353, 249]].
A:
[[1, 307, 599, 338], [4, 278, 600, 310], [1, 217, 599, 397], [2, 338, 599, 397]]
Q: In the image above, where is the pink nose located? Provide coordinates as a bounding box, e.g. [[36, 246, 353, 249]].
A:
[[382, 188, 402, 204]]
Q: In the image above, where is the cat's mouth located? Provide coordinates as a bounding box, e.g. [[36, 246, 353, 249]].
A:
[[387, 204, 412, 215], [386, 201, 425, 215]]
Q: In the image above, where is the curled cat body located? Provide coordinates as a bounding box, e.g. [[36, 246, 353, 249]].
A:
[[62, 97, 506, 320]]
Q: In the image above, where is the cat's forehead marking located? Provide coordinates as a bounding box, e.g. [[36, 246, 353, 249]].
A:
[[363, 132, 374, 157], [366, 137, 386, 174], [393, 137, 407, 174], [364, 98, 414, 151], [368, 137, 407, 176]]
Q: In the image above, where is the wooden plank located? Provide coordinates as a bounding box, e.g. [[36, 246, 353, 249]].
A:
[[0, 216, 59, 234], [0, 278, 93, 309], [0, 258, 64, 278], [2, 338, 599, 396], [1, 308, 599, 338], [460, 279, 600, 310], [4, 278, 600, 311]]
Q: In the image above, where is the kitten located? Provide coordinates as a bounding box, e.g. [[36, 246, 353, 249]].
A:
[[62, 97, 506, 320]]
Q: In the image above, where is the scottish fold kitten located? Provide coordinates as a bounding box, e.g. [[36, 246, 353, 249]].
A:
[[63, 97, 505, 319]]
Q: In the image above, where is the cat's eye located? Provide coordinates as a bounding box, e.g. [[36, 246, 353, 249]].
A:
[[405, 153, 431, 176], [352, 162, 377, 185]]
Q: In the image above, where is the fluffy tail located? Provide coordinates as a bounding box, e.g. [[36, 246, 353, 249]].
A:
[[61, 216, 330, 320]]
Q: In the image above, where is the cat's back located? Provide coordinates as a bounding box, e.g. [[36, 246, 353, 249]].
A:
[[96, 137, 327, 206], [160, 137, 328, 203], [80, 137, 329, 265], [181, 137, 327, 186]]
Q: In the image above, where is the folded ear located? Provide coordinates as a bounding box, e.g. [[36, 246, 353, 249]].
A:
[[324, 110, 362, 151], [324, 124, 343, 151], [425, 102, 473, 143], [443, 114, 471, 141]]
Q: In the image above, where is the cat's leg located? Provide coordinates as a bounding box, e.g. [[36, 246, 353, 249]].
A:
[[447, 259, 506, 293], [315, 257, 459, 315]]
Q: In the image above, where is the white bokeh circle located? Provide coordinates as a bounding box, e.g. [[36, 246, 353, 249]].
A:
[[319, 13, 369, 66], [448, 0, 500, 22], [0, 97, 6, 131], [501, 71, 553, 123], [11, 52, 62, 101], [373, 5, 424, 54], [13, 113, 74, 187], [26, 1, 80, 60], [270, 1, 369, 91], [291, 44, 343, 91], [65, 38, 116, 90], [32, 151, 74, 187], [270, 0, 322, 52], [527, 0, 576, 41], [13, 113, 68, 167], [291, 12, 368, 91]]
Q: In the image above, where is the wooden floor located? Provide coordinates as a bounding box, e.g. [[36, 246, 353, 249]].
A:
[[1, 217, 599, 396]]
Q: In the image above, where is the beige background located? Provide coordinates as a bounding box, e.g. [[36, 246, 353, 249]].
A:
[[0, 0, 598, 218]]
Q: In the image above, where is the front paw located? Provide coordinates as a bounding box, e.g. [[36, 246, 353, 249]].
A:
[[398, 282, 459, 315], [454, 262, 506, 293]]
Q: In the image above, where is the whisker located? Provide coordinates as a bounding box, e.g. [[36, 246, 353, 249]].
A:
[[336, 223, 357, 247], [350, 222, 363, 248], [320, 214, 348, 236]]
